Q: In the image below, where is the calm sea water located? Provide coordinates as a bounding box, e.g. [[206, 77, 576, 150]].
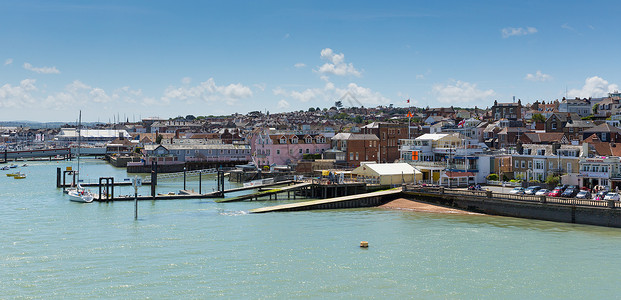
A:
[[2, 159, 621, 298]]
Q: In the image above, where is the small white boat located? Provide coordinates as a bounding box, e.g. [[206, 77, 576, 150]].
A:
[[68, 184, 94, 203], [14, 173, 26, 179], [0, 166, 9, 170], [9, 164, 18, 168]]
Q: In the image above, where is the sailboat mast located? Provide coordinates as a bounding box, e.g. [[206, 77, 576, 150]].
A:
[[77, 110, 81, 182]]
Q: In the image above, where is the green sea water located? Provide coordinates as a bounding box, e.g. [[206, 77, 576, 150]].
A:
[[2, 159, 621, 298]]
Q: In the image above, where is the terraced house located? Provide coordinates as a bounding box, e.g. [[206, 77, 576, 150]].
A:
[[248, 129, 331, 166]]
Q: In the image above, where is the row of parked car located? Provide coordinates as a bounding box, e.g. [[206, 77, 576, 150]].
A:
[[508, 185, 621, 201]]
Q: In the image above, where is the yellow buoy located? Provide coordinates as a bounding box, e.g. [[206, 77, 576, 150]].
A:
[[360, 241, 369, 248]]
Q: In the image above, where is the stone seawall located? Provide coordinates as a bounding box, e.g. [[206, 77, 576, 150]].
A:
[[403, 191, 621, 228]]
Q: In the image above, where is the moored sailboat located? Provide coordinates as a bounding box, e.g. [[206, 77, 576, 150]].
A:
[[68, 110, 95, 203]]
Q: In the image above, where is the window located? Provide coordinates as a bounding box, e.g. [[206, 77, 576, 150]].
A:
[[552, 123, 557, 130], [521, 161, 525, 168], [276, 149, 280, 155], [305, 149, 309, 154], [567, 162, 572, 172], [515, 160, 519, 168], [299, 149, 302, 154], [356, 152, 359, 160], [549, 161, 554, 169], [289, 149, 293, 154], [528, 161, 532, 169], [350, 152, 354, 160]]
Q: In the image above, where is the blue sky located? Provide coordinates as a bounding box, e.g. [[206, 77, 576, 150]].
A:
[[1, 0, 620, 122]]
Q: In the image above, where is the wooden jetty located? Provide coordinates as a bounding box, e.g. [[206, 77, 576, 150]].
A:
[[250, 189, 402, 213], [216, 181, 367, 203], [85, 180, 297, 202], [216, 182, 312, 202]]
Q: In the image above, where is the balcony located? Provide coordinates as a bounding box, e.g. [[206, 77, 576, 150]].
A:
[[579, 171, 609, 179], [409, 161, 447, 168]]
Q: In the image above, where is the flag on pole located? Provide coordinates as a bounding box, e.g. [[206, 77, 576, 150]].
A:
[[406, 99, 410, 103], [407, 111, 412, 118]]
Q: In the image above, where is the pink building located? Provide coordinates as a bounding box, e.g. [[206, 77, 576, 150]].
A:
[[249, 130, 331, 166]]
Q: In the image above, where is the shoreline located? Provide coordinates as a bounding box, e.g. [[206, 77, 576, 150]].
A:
[[379, 198, 484, 215]]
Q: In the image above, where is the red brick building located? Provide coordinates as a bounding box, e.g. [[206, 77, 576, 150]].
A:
[[331, 133, 379, 167], [361, 122, 408, 163]]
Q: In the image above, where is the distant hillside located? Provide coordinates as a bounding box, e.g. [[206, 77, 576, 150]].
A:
[[0, 121, 99, 129]]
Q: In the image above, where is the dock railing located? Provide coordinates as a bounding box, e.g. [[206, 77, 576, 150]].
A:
[[403, 185, 620, 209]]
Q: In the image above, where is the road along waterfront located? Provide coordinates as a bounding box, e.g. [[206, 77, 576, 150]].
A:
[[3, 159, 621, 298]]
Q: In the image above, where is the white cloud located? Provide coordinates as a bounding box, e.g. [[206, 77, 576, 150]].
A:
[[416, 74, 424, 80], [161, 78, 253, 106], [432, 80, 495, 103], [42, 80, 113, 109], [294, 63, 306, 68], [273, 78, 389, 107], [90, 88, 111, 103], [23, 62, 60, 74], [568, 76, 619, 98], [112, 86, 143, 104], [317, 48, 361, 77], [4, 58, 12, 66], [277, 99, 290, 109], [501, 27, 538, 38], [525, 70, 552, 82], [336, 83, 390, 106], [283, 33, 290, 39], [0, 79, 38, 108], [181, 77, 192, 85], [253, 83, 266, 92]]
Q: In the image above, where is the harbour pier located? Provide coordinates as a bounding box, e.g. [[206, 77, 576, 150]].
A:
[[250, 189, 402, 213]]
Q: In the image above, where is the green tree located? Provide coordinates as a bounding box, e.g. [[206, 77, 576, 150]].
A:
[[545, 175, 560, 187], [185, 115, 196, 121], [335, 100, 343, 108], [593, 103, 599, 114], [156, 134, 163, 144], [532, 113, 545, 123], [487, 173, 499, 181], [308, 107, 316, 112]]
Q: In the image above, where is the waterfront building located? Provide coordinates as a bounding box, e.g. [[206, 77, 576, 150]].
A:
[[331, 133, 380, 167], [141, 142, 251, 164], [512, 144, 583, 184], [351, 162, 422, 185], [579, 156, 621, 190], [55, 128, 131, 144], [248, 129, 331, 167], [361, 122, 408, 163]]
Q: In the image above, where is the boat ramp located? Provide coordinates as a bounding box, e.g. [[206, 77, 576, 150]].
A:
[[250, 189, 402, 213]]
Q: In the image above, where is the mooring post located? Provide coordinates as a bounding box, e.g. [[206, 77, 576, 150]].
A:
[[199, 172, 202, 194], [56, 167, 61, 188], [608, 200, 615, 209], [134, 176, 139, 220], [183, 165, 187, 190]]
